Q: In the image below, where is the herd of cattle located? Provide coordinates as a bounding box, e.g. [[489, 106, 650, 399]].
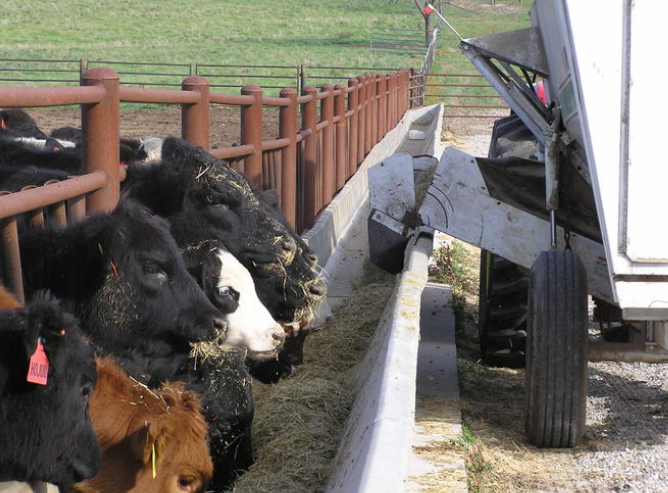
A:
[[0, 109, 328, 492]]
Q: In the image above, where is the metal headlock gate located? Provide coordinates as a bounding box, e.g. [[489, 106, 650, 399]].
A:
[[410, 71, 509, 118], [0, 66, 411, 303], [0, 58, 403, 95]]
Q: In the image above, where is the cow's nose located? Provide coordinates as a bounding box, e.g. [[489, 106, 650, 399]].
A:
[[306, 252, 318, 267], [309, 281, 326, 298], [272, 327, 286, 344], [282, 239, 297, 253], [212, 316, 227, 334]]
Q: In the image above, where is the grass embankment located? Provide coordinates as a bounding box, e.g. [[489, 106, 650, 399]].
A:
[[2, 0, 427, 93], [425, 1, 533, 121]]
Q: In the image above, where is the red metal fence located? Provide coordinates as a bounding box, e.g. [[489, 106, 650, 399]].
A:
[[0, 67, 411, 302], [409, 71, 508, 118]]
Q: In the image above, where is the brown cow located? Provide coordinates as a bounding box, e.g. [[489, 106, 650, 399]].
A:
[[72, 357, 213, 493], [0, 284, 22, 309]]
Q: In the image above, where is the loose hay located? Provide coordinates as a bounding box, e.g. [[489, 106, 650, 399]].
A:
[[231, 267, 395, 493]]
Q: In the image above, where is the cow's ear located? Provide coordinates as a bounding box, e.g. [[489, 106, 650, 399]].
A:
[[257, 189, 280, 210], [21, 293, 71, 360], [201, 248, 222, 292], [123, 161, 190, 217], [133, 423, 167, 469]]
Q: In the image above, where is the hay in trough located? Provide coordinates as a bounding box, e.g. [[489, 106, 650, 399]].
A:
[[231, 265, 395, 493]]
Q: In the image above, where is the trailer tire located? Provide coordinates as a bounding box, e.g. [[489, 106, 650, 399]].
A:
[[478, 250, 528, 368], [525, 250, 588, 448]]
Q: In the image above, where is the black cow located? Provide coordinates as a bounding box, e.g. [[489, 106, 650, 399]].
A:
[[19, 199, 225, 381], [0, 109, 49, 140], [0, 136, 82, 173], [178, 344, 254, 491], [0, 292, 101, 486], [125, 137, 326, 325], [50, 126, 146, 165]]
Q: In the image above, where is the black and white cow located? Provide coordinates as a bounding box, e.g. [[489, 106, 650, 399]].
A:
[[19, 199, 226, 382], [0, 292, 101, 487], [183, 240, 285, 357]]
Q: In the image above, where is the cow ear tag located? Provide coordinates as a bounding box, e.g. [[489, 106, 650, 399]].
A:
[[26, 338, 49, 385]]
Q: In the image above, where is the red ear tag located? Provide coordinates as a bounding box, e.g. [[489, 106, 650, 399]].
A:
[[0, 119, 6, 130], [26, 339, 49, 385]]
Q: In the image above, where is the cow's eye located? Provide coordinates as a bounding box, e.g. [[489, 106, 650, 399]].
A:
[[209, 203, 230, 211], [217, 286, 239, 302], [177, 475, 197, 492], [81, 382, 94, 400], [143, 263, 167, 281]]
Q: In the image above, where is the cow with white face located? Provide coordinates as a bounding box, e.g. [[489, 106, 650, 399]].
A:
[[185, 241, 285, 358]]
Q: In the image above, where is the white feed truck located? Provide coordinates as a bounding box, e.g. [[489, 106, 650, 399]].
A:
[[368, 0, 667, 448]]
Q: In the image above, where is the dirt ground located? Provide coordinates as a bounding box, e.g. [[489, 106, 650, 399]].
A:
[[28, 106, 279, 149]]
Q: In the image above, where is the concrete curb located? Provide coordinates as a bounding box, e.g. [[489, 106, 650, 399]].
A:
[[324, 233, 435, 493]]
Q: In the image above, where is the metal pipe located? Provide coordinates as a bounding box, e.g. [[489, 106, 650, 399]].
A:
[[279, 88, 298, 228], [0, 216, 24, 305], [241, 84, 263, 187], [0, 172, 107, 220], [301, 86, 319, 230], [81, 68, 120, 214], [321, 84, 335, 206], [347, 78, 359, 178], [182, 76, 210, 150], [334, 83, 347, 191]]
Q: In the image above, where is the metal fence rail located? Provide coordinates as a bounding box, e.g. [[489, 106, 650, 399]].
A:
[[0, 67, 411, 302], [0, 58, 410, 96], [410, 70, 509, 118]]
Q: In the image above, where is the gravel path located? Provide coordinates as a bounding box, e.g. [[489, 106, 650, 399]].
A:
[[576, 361, 668, 493]]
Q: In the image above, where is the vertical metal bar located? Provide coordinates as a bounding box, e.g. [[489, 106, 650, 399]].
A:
[[321, 84, 335, 207], [301, 86, 318, 230], [334, 84, 347, 191], [241, 84, 263, 188], [48, 201, 67, 228], [371, 75, 379, 145], [20, 186, 44, 228], [67, 195, 86, 224], [347, 78, 359, 178], [300, 64, 306, 94], [357, 75, 366, 162], [280, 88, 298, 228], [1, 216, 24, 305], [81, 67, 120, 214], [379, 75, 388, 138], [182, 75, 210, 150], [364, 74, 372, 155]]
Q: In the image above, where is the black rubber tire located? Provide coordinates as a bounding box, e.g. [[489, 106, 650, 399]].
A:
[[478, 250, 528, 368], [525, 250, 588, 448]]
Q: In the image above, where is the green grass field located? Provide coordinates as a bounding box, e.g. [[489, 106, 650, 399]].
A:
[[2, 0, 531, 96]]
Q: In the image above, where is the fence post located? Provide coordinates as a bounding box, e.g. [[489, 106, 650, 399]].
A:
[[241, 84, 263, 188], [321, 84, 335, 207], [334, 84, 347, 191], [356, 75, 366, 163], [389, 73, 397, 127], [378, 74, 387, 138], [81, 67, 120, 214], [401, 69, 408, 116], [372, 74, 379, 145], [279, 87, 298, 228], [347, 78, 359, 179], [182, 75, 210, 150], [364, 74, 372, 155], [301, 86, 319, 230]]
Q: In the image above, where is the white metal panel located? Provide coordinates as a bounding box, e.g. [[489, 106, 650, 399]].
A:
[[623, 2, 668, 262], [419, 147, 613, 302]]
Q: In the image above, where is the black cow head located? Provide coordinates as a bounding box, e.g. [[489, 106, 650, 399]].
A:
[[19, 199, 225, 381], [0, 293, 100, 486], [132, 138, 326, 325], [0, 109, 49, 140]]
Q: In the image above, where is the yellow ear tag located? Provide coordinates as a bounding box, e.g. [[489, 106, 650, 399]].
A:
[[151, 442, 157, 479]]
